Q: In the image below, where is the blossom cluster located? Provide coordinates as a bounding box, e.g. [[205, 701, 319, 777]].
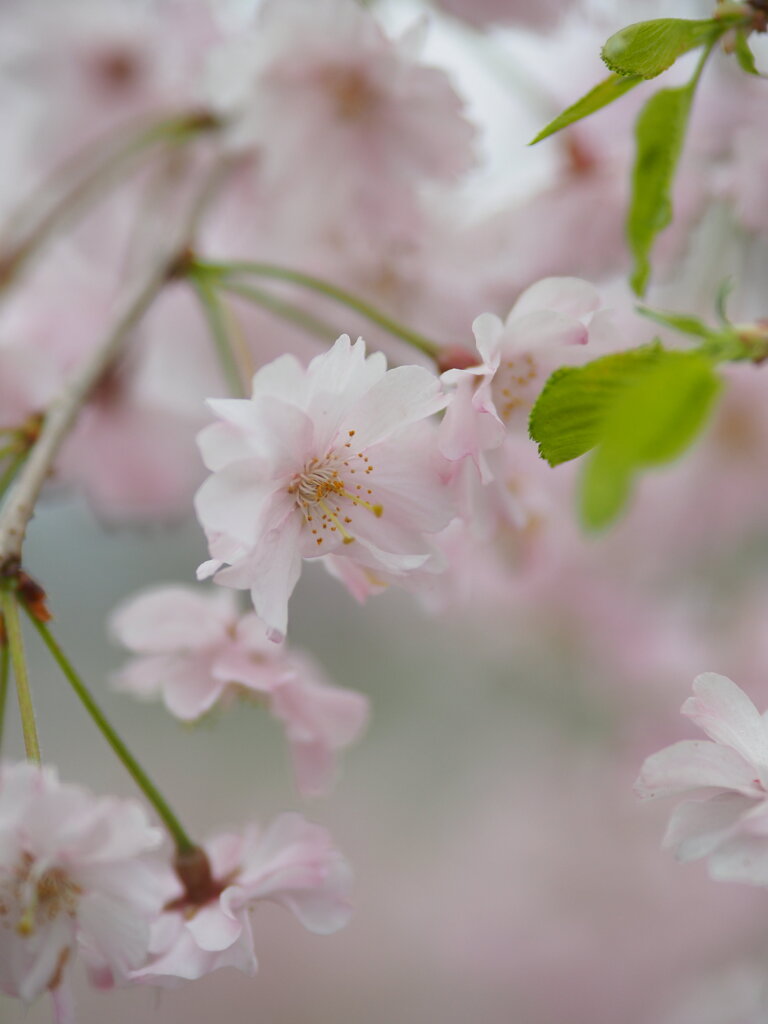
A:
[[3, 0, 768, 1021], [0, 763, 350, 1012]]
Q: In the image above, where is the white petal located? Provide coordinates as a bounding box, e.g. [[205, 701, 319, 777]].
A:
[[635, 739, 760, 800], [511, 276, 602, 319], [683, 673, 768, 772]]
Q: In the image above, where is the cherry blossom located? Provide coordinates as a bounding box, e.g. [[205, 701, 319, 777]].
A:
[[440, 277, 609, 477], [195, 334, 454, 640], [110, 585, 368, 796], [205, 0, 476, 241], [0, 762, 166, 1009], [133, 813, 352, 985], [636, 673, 768, 885]]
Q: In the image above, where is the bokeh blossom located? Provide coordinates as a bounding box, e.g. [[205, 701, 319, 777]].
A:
[[206, 0, 476, 242], [110, 585, 368, 796], [0, 763, 165, 1007]]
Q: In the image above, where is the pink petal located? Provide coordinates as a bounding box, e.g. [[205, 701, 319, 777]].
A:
[[185, 902, 243, 952], [216, 513, 304, 642], [339, 364, 447, 451], [471, 312, 504, 369], [109, 587, 235, 653]]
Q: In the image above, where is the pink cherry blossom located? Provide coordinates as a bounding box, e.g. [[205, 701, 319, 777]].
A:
[[0, 762, 166, 1010], [110, 585, 368, 796], [206, 0, 476, 242], [195, 334, 454, 640], [133, 813, 352, 985], [440, 277, 608, 475], [636, 673, 768, 886]]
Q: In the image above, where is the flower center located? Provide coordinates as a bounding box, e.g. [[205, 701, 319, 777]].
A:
[[321, 66, 380, 120], [491, 353, 540, 424], [288, 441, 383, 548], [0, 853, 81, 936]]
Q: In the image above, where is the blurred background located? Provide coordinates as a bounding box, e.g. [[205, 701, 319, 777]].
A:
[[3, 0, 768, 1021]]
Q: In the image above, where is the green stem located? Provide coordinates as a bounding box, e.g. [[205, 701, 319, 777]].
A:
[[220, 280, 340, 343], [1, 590, 41, 763], [0, 632, 9, 756], [197, 260, 442, 361], [24, 608, 195, 854], [190, 273, 247, 397]]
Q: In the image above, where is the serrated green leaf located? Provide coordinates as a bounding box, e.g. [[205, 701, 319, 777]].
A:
[[530, 73, 643, 145], [628, 84, 696, 296], [602, 17, 721, 79], [733, 29, 762, 75], [529, 344, 663, 467], [579, 352, 721, 529]]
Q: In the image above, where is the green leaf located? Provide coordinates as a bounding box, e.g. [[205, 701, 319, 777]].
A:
[[636, 305, 716, 339], [529, 344, 722, 529], [628, 84, 696, 296], [601, 18, 721, 79], [733, 29, 762, 75], [530, 73, 643, 145], [579, 352, 722, 529], [529, 344, 664, 467]]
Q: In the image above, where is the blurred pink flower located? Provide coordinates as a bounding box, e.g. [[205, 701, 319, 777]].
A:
[[110, 585, 368, 796], [195, 334, 454, 640], [0, 762, 165, 1008], [134, 813, 351, 985], [6, 0, 217, 158], [206, 0, 476, 241], [636, 673, 768, 885]]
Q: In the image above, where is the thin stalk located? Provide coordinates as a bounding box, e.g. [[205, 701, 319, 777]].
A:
[[190, 273, 247, 397], [24, 608, 195, 854], [0, 630, 9, 755], [197, 260, 442, 361], [220, 280, 340, 343], [0, 589, 41, 763], [0, 111, 217, 293]]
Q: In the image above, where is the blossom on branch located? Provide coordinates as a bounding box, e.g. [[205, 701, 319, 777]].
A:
[[195, 334, 454, 640], [0, 763, 166, 1008], [110, 585, 368, 796], [133, 813, 351, 985], [440, 277, 607, 474], [636, 673, 768, 886]]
